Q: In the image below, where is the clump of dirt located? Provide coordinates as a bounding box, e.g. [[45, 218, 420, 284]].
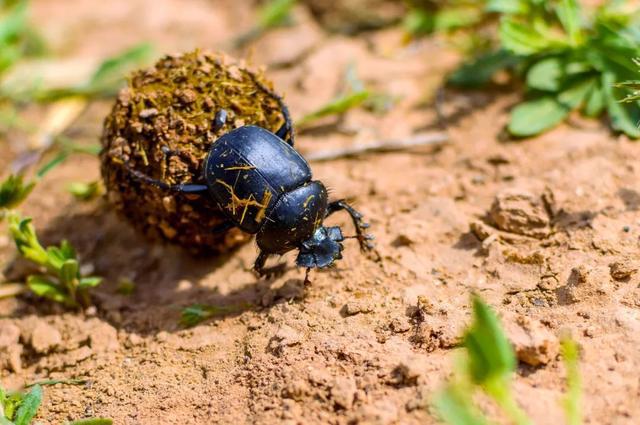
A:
[[489, 188, 554, 238], [100, 50, 287, 254]]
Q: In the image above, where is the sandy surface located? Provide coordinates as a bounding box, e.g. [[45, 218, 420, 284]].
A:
[[1, 1, 640, 424]]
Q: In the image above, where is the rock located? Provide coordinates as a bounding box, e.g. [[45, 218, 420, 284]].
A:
[[352, 400, 398, 425], [489, 189, 551, 238], [388, 317, 411, 334], [504, 315, 559, 366], [307, 367, 332, 387], [268, 325, 301, 355], [331, 376, 357, 409], [342, 300, 374, 316], [30, 320, 62, 354], [609, 261, 637, 281], [0, 344, 23, 372], [389, 357, 426, 386], [0, 321, 20, 347], [127, 333, 144, 347], [282, 379, 310, 401], [88, 321, 119, 353]]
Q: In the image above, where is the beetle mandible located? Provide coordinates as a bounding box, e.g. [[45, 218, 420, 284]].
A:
[[122, 77, 374, 278]]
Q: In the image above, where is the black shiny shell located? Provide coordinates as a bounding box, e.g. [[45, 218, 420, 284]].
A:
[[204, 126, 311, 233], [256, 180, 328, 254]]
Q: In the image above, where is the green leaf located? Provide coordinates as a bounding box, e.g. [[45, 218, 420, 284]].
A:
[[485, 0, 530, 15], [257, 0, 296, 29], [66, 419, 113, 425], [526, 57, 564, 91], [7, 214, 48, 266], [560, 338, 582, 425], [404, 8, 434, 36], [67, 181, 102, 201], [78, 277, 102, 289], [464, 296, 515, 385], [0, 174, 35, 210], [449, 50, 519, 88], [12, 384, 42, 425], [556, 0, 583, 46], [88, 43, 153, 89], [508, 96, 570, 137], [433, 385, 491, 425], [297, 90, 371, 127], [558, 77, 596, 108], [499, 18, 559, 55], [603, 72, 640, 138], [434, 7, 483, 32], [584, 83, 605, 117], [180, 303, 250, 327], [1, 388, 24, 421], [60, 259, 79, 286], [26, 275, 69, 304]]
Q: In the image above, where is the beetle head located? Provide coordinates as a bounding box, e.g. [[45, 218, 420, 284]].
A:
[[296, 226, 344, 269]]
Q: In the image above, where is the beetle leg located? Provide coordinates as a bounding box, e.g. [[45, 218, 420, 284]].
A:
[[246, 71, 295, 147], [253, 251, 287, 278], [122, 163, 209, 194], [326, 200, 374, 251]]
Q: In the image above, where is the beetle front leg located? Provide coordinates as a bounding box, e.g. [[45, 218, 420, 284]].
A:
[[253, 251, 287, 278], [326, 200, 374, 251]]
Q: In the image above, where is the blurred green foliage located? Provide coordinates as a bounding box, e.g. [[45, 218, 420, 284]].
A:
[[433, 296, 582, 425], [447, 0, 640, 138], [0, 0, 45, 77]]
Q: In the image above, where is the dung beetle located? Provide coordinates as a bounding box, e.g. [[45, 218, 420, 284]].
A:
[[123, 78, 373, 278]]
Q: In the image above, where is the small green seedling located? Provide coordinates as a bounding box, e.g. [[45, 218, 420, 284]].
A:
[[180, 303, 251, 327], [297, 64, 389, 127], [616, 58, 640, 103], [433, 296, 582, 425], [67, 181, 102, 202], [7, 212, 102, 308], [0, 174, 35, 215], [232, 0, 297, 47], [449, 0, 640, 138], [1, 383, 111, 425], [0, 384, 43, 425], [33, 43, 154, 102], [0, 0, 45, 77], [66, 419, 112, 425], [403, 0, 486, 39]]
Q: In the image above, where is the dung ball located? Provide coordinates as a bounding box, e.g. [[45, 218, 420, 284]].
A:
[[100, 50, 287, 254]]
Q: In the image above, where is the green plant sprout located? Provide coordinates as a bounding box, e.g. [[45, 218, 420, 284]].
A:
[[180, 303, 251, 327], [297, 64, 390, 127], [404, 0, 488, 38], [1, 383, 111, 425], [232, 0, 297, 47], [449, 0, 640, 138], [433, 296, 582, 425], [0, 0, 45, 78], [7, 212, 102, 308], [616, 58, 640, 103], [0, 384, 42, 425], [67, 181, 102, 202], [0, 174, 35, 215]]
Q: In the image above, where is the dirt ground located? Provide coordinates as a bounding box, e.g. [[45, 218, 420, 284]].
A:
[[1, 1, 640, 424]]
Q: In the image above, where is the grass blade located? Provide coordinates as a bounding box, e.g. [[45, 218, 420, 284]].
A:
[[12, 384, 42, 425], [561, 338, 582, 425]]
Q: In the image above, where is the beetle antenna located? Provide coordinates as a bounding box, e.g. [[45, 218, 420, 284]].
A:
[[245, 70, 295, 146], [121, 162, 208, 194]]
